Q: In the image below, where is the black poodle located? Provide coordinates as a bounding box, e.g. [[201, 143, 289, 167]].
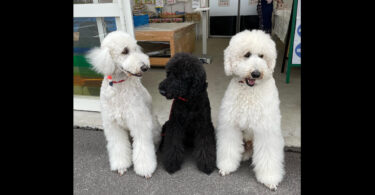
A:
[[158, 52, 216, 174]]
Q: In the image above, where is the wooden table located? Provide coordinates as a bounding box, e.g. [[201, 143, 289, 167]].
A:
[[135, 22, 196, 67]]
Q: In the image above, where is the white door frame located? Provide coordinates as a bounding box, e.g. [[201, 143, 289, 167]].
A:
[[73, 0, 134, 112]]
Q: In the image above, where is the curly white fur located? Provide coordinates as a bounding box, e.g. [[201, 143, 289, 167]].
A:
[[86, 31, 161, 178], [216, 30, 285, 190]]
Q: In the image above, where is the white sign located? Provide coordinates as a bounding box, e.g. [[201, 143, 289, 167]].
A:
[[219, 0, 229, 7], [155, 0, 164, 7], [249, 0, 258, 5], [292, 0, 301, 64], [167, 0, 176, 4], [192, 0, 200, 9], [200, 0, 207, 8]]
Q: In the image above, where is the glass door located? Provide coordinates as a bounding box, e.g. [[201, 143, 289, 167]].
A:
[[208, 0, 259, 36], [209, 0, 239, 36], [73, 0, 134, 111]]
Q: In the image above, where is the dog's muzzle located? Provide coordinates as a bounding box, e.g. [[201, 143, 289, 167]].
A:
[[243, 70, 262, 87], [125, 70, 142, 77], [159, 82, 173, 99], [159, 89, 166, 96], [140, 64, 149, 72], [160, 90, 173, 99], [245, 78, 256, 87]]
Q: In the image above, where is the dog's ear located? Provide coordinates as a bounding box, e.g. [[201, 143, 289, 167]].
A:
[[189, 69, 207, 97], [190, 79, 207, 97], [268, 56, 277, 72], [265, 36, 277, 71], [223, 46, 233, 76], [85, 47, 115, 76]]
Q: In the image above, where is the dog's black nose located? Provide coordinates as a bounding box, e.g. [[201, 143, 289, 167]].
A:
[[159, 89, 166, 96], [251, 70, 261, 78], [141, 64, 149, 72]]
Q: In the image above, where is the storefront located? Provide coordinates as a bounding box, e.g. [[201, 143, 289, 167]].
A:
[[74, 0, 298, 117]]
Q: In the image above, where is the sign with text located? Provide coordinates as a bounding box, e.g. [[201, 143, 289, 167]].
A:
[[292, 0, 301, 64], [219, 0, 229, 7]]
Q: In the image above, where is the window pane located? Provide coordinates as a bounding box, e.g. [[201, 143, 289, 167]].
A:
[[73, 16, 116, 96]]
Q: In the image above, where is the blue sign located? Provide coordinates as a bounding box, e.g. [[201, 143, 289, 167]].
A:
[[295, 43, 301, 58], [297, 25, 301, 37]]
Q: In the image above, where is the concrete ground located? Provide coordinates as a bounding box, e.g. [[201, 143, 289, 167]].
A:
[[74, 36, 301, 194], [74, 128, 300, 195]]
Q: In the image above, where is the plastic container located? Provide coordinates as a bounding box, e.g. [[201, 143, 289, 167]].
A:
[[133, 14, 149, 27]]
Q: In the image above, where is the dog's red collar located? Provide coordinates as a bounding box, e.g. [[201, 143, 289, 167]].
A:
[[107, 75, 126, 86], [176, 97, 188, 102]]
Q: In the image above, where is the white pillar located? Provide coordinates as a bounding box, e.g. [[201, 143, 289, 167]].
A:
[[201, 10, 208, 55]]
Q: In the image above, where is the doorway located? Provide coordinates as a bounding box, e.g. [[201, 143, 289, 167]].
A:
[[209, 0, 259, 36]]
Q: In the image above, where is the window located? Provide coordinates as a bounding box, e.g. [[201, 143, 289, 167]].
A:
[[73, 0, 134, 111]]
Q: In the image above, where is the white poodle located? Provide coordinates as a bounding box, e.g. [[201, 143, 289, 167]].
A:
[[216, 30, 285, 190], [86, 31, 161, 178]]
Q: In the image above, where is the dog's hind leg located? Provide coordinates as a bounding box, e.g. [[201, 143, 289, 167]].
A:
[[193, 123, 217, 174], [103, 121, 132, 176], [160, 120, 185, 174]]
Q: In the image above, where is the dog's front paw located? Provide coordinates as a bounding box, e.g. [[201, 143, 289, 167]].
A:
[[162, 146, 184, 174], [197, 161, 216, 175], [117, 167, 127, 176], [164, 161, 181, 174], [264, 183, 278, 191], [255, 171, 283, 191], [133, 160, 157, 178], [219, 169, 230, 176], [109, 157, 132, 176], [217, 159, 239, 176]]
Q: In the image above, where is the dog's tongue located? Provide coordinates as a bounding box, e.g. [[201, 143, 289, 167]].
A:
[[246, 78, 256, 86]]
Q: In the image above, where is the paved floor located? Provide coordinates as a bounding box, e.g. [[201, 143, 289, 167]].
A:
[[74, 128, 300, 195]]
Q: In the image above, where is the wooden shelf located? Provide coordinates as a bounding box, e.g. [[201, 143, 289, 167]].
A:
[[149, 57, 170, 66], [135, 23, 196, 67]]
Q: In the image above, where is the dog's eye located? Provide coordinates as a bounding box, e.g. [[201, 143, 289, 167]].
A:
[[259, 54, 264, 58], [244, 52, 251, 58], [122, 47, 129, 55]]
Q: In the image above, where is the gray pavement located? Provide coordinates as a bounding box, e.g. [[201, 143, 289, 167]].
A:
[[74, 128, 300, 195]]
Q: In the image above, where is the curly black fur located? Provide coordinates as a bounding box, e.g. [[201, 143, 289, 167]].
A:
[[158, 53, 216, 175]]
